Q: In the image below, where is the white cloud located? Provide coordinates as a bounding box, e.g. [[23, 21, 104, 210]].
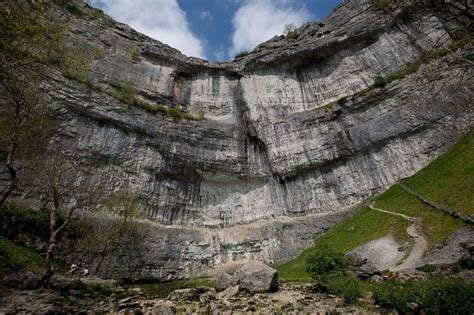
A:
[[230, 0, 311, 57], [90, 0, 205, 59]]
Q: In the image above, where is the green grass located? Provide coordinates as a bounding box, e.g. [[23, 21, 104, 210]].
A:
[[132, 277, 215, 298], [128, 48, 139, 62], [397, 131, 474, 214], [375, 187, 465, 249], [276, 130, 473, 281], [374, 131, 473, 248], [275, 208, 410, 282], [0, 236, 66, 276]]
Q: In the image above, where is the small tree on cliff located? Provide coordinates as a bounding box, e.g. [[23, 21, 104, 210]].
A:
[[34, 151, 90, 260]]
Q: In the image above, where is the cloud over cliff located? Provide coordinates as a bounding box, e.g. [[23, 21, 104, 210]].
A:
[[229, 0, 311, 57], [89, 0, 205, 58]]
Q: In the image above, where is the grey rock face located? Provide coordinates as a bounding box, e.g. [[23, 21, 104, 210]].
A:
[[36, 0, 472, 229], [2, 0, 473, 281], [421, 228, 474, 266], [234, 261, 278, 293]]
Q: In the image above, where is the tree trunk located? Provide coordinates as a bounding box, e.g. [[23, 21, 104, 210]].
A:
[[46, 194, 59, 260], [0, 142, 18, 207]]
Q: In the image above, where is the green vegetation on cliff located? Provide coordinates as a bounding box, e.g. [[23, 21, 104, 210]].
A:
[[276, 130, 473, 281]]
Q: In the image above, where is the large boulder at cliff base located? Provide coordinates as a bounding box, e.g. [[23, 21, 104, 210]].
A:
[[234, 261, 278, 293], [215, 272, 238, 292]]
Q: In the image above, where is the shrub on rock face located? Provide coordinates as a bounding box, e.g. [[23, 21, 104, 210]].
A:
[[373, 75, 387, 88]]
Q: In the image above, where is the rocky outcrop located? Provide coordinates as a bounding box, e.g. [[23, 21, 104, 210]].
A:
[[2, 0, 473, 280]]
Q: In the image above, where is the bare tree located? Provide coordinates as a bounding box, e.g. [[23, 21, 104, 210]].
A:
[[34, 151, 89, 260], [94, 195, 142, 273]]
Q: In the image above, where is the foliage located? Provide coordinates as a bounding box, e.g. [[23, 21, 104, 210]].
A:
[[0, 203, 50, 242], [321, 272, 362, 304], [53, 0, 84, 16], [304, 245, 361, 304], [103, 82, 198, 120], [286, 31, 298, 40], [92, 195, 144, 273], [62, 47, 91, 81], [0, 236, 66, 276], [370, 0, 391, 10], [373, 277, 474, 314], [305, 244, 349, 277], [284, 23, 298, 40], [0, 0, 88, 206], [372, 75, 386, 88], [128, 48, 139, 62]]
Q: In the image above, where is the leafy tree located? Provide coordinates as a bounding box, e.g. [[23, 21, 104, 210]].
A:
[[0, 0, 69, 206]]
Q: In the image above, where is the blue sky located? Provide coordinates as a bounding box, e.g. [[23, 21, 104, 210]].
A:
[[88, 0, 342, 61]]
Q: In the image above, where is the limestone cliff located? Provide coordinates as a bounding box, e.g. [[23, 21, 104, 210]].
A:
[[4, 0, 474, 280]]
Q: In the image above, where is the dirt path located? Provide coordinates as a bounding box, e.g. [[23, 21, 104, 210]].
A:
[[369, 203, 427, 271]]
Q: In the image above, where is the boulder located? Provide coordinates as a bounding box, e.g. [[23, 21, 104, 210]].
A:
[[17, 271, 41, 290], [346, 252, 381, 279], [216, 285, 239, 299], [234, 261, 278, 293], [50, 276, 73, 291], [215, 272, 238, 292]]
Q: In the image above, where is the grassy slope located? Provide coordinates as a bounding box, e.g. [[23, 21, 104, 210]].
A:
[[0, 236, 66, 276], [276, 130, 473, 282]]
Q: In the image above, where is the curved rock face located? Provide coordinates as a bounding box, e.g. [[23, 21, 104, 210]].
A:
[[5, 0, 474, 279]]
